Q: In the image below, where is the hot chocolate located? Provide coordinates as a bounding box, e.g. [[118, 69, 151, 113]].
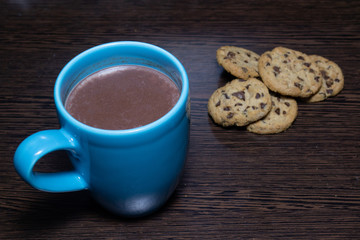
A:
[[65, 65, 180, 130]]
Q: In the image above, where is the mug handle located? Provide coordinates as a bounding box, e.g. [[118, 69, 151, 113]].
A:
[[14, 129, 88, 192]]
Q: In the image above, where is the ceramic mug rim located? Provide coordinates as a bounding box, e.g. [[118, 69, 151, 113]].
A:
[[54, 41, 189, 137]]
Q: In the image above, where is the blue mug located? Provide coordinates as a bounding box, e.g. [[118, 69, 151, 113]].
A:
[[13, 41, 190, 217]]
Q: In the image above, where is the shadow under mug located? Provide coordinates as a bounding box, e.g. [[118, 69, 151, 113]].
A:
[[14, 41, 190, 217]]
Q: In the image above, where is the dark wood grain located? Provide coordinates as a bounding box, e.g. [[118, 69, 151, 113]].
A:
[[1, 0, 359, 239]]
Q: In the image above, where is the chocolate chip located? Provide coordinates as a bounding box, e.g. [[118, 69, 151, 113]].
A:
[[241, 107, 247, 115], [224, 51, 235, 59], [297, 56, 305, 61], [227, 112, 234, 119], [232, 91, 246, 100], [235, 103, 243, 106], [314, 76, 320, 82], [245, 84, 251, 89], [303, 62, 311, 67], [275, 108, 280, 115], [267, 54, 272, 60], [284, 102, 290, 107], [223, 106, 231, 111], [273, 66, 281, 76], [255, 93, 261, 99], [238, 79, 246, 82], [283, 60, 288, 64], [294, 82, 303, 90], [244, 60, 248, 63], [273, 66, 280, 72], [326, 79, 334, 87], [283, 111, 287, 115], [297, 76, 304, 81], [309, 68, 315, 73], [335, 78, 340, 82], [284, 53, 288, 58], [260, 103, 267, 109], [216, 100, 221, 107], [246, 53, 251, 57], [223, 93, 230, 99], [266, 62, 270, 66], [242, 67, 248, 73], [252, 106, 258, 110], [321, 70, 330, 80], [326, 89, 333, 94]]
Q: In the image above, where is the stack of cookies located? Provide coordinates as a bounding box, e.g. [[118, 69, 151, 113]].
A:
[[208, 46, 344, 134]]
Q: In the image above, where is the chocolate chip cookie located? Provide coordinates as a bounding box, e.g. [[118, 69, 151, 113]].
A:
[[258, 47, 322, 98], [208, 78, 272, 127], [216, 46, 260, 80], [306, 55, 344, 102], [247, 93, 298, 134]]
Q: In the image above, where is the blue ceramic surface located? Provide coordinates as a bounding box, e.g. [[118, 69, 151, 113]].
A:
[[14, 41, 190, 217]]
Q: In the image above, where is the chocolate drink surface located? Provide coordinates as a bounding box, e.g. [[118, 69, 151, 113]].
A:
[[65, 65, 180, 130]]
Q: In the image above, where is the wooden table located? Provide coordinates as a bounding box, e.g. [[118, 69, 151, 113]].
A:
[[1, 0, 359, 239]]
